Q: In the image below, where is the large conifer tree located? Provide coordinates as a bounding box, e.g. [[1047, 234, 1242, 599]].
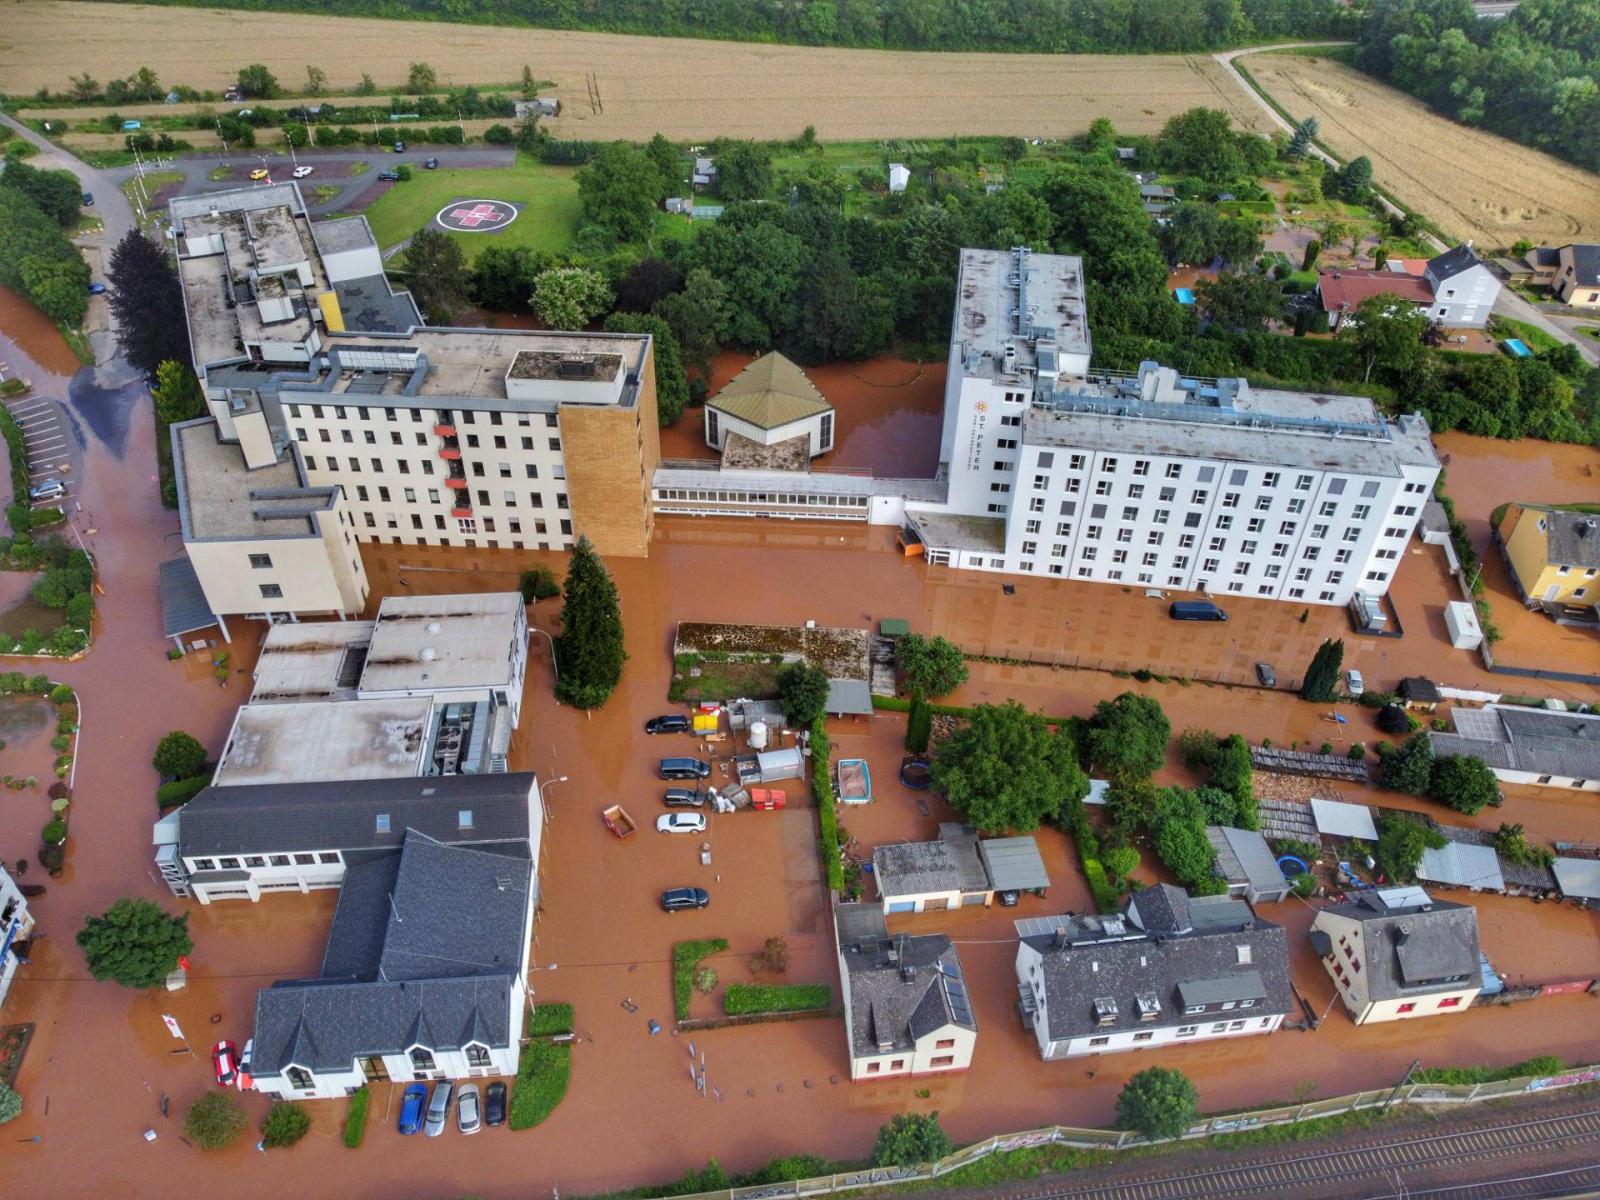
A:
[[554, 536, 625, 708], [1298, 638, 1344, 702]]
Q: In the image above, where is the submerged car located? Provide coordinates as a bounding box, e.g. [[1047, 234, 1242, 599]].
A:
[[398, 1083, 428, 1135], [292, 165, 314, 178], [378, 170, 401, 181], [656, 812, 707, 835], [1254, 662, 1277, 688], [249, 168, 269, 181], [211, 1040, 238, 1087], [661, 887, 710, 911], [644, 714, 690, 735], [484, 1081, 507, 1127], [663, 788, 704, 809], [236, 1038, 254, 1091]]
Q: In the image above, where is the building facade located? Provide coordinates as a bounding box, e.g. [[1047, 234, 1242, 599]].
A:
[[1014, 885, 1291, 1060], [1309, 887, 1482, 1024], [1422, 244, 1500, 328], [1430, 705, 1600, 792], [1554, 244, 1600, 308], [1495, 503, 1600, 617], [0, 864, 36, 1013]]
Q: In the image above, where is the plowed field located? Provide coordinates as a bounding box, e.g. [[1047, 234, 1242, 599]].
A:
[[2, 0, 1263, 140], [1240, 51, 1600, 246]]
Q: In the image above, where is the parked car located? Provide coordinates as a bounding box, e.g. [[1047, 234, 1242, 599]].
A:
[[378, 170, 401, 181], [644, 714, 690, 735], [1345, 669, 1365, 697], [663, 788, 704, 809], [211, 1040, 239, 1087], [398, 1083, 428, 1134], [659, 757, 710, 781], [456, 1083, 482, 1134], [1255, 662, 1277, 687], [484, 1081, 507, 1127], [424, 157, 439, 169], [87, 282, 107, 295], [393, 140, 407, 152], [1170, 600, 1228, 622], [656, 812, 707, 835], [661, 886, 710, 911], [236, 1039, 254, 1091], [28, 480, 65, 502], [424, 1080, 453, 1136], [292, 165, 314, 178], [249, 168, 269, 181], [81, 191, 93, 206]]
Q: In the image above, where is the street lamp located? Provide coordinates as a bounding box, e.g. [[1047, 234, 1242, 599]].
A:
[[540, 775, 568, 825], [530, 627, 559, 679]]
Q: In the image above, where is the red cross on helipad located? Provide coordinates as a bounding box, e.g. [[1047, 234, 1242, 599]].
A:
[[449, 203, 505, 227]]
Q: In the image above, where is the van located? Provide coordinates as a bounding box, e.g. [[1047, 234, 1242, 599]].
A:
[[29, 480, 66, 503], [1169, 600, 1228, 622], [659, 757, 711, 781]]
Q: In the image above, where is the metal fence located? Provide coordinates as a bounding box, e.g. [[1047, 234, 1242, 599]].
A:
[[656, 1065, 1600, 1200]]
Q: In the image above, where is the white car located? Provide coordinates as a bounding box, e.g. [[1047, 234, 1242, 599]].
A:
[[456, 1083, 481, 1135], [292, 165, 314, 178], [1345, 669, 1365, 698], [656, 812, 707, 835]]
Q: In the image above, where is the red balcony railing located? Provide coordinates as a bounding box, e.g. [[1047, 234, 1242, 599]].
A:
[[433, 423, 456, 437]]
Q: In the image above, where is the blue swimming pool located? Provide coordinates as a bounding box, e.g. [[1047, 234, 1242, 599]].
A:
[[1174, 288, 1195, 305], [1504, 337, 1531, 358]]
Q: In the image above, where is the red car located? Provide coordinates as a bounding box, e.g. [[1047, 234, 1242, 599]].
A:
[[211, 1040, 239, 1087]]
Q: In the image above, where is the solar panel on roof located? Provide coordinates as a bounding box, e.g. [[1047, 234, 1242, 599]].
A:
[[942, 975, 973, 1027]]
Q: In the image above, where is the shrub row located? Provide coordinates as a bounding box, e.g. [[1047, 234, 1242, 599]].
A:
[[156, 774, 211, 810], [1411, 1056, 1564, 1086], [508, 1037, 570, 1131], [811, 716, 844, 892], [528, 1002, 574, 1037], [672, 939, 728, 1021], [723, 984, 831, 1016], [342, 1086, 369, 1148]]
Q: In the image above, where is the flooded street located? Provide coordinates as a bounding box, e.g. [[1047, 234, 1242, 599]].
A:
[[2, 271, 1597, 1200]]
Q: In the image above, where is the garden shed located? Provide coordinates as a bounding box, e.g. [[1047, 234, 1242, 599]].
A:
[[1311, 798, 1379, 843], [976, 836, 1050, 897], [1206, 825, 1292, 904]]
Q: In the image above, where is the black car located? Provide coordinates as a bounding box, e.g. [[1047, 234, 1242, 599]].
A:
[[484, 1081, 507, 1127], [645, 714, 691, 735], [661, 887, 710, 912], [1255, 662, 1277, 688], [659, 756, 710, 781], [663, 788, 705, 809], [424, 157, 440, 169], [378, 170, 401, 181]]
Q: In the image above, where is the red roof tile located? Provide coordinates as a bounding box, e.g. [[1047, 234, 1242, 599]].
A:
[[1317, 269, 1433, 313]]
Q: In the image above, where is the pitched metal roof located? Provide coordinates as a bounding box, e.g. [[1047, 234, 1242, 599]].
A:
[[978, 836, 1051, 892], [707, 352, 832, 430], [177, 772, 534, 858], [1210, 826, 1288, 894], [1553, 856, 1600, 900], [251, 831, 532, 1076], [1310, 798, 1379, 842], [158, 556, 219, 638]]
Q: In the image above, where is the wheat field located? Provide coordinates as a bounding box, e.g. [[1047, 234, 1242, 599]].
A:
[[1241, 51, 1600, 247], [1, 0, 1265, 141]]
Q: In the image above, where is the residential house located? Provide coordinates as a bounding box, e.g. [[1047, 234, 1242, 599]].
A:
[[1309, 886, 1482, 1024], [704, 352, 835, 464], [833, 903, 977, 1081], [1429, 704, 1600, 793], [1423, 243, 1499, 328], [873, 823, 1050, 913], [1553, 244, 1600, 308], [1205, 825, 1293, 904], [155, 771, 541, 903], [1525, 245, 1560, 286], [250, 829, 535, 1099], [0, 864, 36, 1012], [692, 156, 717, 188], [1014, 884, 1292, 1060], [1495, 503, 1600, 618], [1317, 269, 1435, 331]]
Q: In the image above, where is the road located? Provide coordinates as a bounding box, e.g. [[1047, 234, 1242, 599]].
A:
[[106, 144, 516, 217], [1215, 44, 1597, 367]]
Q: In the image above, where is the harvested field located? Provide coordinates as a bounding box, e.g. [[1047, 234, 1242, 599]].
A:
[[1239, 51, 1600, 247], [2, 1, 1263, 141]]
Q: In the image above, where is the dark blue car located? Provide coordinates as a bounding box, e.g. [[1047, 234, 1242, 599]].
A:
[[398, 1082, 428, 1134]]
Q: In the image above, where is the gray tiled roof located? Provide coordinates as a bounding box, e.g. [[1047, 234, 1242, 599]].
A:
[[1323, 889, 1480, 1000], [252, 831, 532, 1076], [837, 921, 975, 1058], [1432, 706, 1600, 780], [1566, 244, 1600, 287], [874, 824, 989, 898], [1019, 895, 1291, 1043], [178, 772, 534, 858], [1544, 510, 1600, 569], [1427, 243, 1484, 282]]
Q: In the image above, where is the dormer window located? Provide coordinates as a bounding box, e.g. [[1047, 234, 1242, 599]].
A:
[[410, 1047, 436, 1071], [465, 1044, 491, 1068], [286, 1065, 313, 1090]]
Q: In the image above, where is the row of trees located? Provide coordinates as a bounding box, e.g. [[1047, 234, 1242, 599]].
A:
[[1356, 0, 1600, 174], [0, 163, 90, 325]]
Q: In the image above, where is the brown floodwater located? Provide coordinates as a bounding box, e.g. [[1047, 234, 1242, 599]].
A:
[[0, 285, 82, 385]]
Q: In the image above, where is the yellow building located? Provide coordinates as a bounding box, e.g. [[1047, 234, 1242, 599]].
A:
[[1496, 502, 1600, 616]]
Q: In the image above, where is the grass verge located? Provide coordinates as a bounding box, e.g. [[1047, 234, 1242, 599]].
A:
[[724, 983, 831, 1015], [1487, 314, 1561, 354], [1412, 1056, 1564, 1086], [54, 324, 94, 367], [342, 1086, 369, 1148], [673, 939, 728, 1021]]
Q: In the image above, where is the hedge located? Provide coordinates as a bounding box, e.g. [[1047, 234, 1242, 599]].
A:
[[673, 939, 728, 1021], [811, 717, 844, 892], [342, 1086, 369, 1148], [1080, 855, 1120, 914], [528, 1002, 574, 1036], [508, 1038, 570, 1130], [156, 774, 212, 810], [723, 983, 831, 1016], [1411, 1056, 1564, 1086]]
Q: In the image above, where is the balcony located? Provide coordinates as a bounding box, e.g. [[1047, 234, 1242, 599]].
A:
[[451, 505, 473, 518], [439, 447, 462, 461], [433, 423, 456, 438], [446, 476, 470, 490]]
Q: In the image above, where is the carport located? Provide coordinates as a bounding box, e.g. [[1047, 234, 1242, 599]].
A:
[[1417, 840, 1505, 893], [825, 678, 873, 717], [159, 556, 229, 648], [977, 836, 1051, 898]]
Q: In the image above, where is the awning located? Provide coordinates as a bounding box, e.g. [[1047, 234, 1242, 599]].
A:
[[979, 836, 1051, 892], [159, 557, 219, 639], [1311, 798, 1379, 842]]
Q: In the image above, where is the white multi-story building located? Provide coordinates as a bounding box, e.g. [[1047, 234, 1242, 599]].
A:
[[0, 864, 36, 1012], [910, 248, 1441, 607]]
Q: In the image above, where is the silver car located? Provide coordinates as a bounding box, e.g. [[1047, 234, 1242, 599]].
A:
[[423, 1080, 453, 1137], [456, 1083, 481, 1134]]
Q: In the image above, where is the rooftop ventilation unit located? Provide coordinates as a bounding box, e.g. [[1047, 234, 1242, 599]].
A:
[[1135, 992, 1161, 1022], [1092, 996, 1118, 1027]]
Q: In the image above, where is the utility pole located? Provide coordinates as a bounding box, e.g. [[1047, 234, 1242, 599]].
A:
[[1381, 1059, 1421, 1115]]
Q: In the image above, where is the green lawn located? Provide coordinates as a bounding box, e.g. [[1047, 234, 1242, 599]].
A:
[[363, 158, 581, 263], [1488, 314, 1561, 354]]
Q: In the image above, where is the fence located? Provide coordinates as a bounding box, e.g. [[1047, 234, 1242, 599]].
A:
[[655, 1064, 1600, 1200]]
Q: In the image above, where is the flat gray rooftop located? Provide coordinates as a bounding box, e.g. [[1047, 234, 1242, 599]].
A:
[[361, 593, 522, 693], [252, 621, 377, 701], [956, 247, 1090, 379], [173, 421, 329, 540], [171, 182, 304, 224], [909, 512, 1007, 553], [313, 215, 379, 255], [212, 697, 433, 786], [333, 329, 646, 403]]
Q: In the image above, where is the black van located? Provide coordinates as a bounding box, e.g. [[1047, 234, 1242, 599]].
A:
[[659, 757, 711, 781], [1169, 600, 1228, 622]]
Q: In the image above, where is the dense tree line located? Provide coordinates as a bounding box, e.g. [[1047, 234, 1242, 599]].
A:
[[1356, 0, 1600, 174], [78, 0, 1354, 54], [0, 184, 89, 325]]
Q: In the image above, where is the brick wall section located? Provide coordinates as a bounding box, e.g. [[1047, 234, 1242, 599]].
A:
[[560, 339, 660, 557]]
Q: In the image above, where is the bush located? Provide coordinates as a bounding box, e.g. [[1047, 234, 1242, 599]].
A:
[[49, 684, 74, 705], [261, 1102, 311, 1149], [1116, 1067, 1199, 1141], [672, 939, 728, 1020], [811, 717, 844, 892], [749, 936, 788, 974], [1177, 727, 1219, 769], [1103, 844, 1140, 884], [736, 1155, 831, 1186], [1081, 854, 1121, 913], [509, 1038, 571, 1130], [1428, 753, 1499, 815], [528, 1002, 574, 1036], [1412, 1056, 1563, 1086], [156, 774, 212, 810], [518, 565, 560, 603], [41, 818, 66, 844], [872, 1112, 953, 1167], [395, 164, 413, 181], [0, 1080, 20, 1125], [905, 693, 932, 753], [184, 1092, 247, 1150], [723, 983, 831, 1015], [343, 1086, 370, 1148], [152, 730, 206, 779]]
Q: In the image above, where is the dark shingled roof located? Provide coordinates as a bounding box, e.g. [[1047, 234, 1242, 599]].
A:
[[1018, 890, 1291, 1043], [1323, 888, 1480, 1001], [1565, 244, 1600, 287], [252, 831, 532, 1076], [1398, 677, 1442, 703], [1430, 706, 1600, 781], [836, 908, 976, 1059], [1426, 243, 1486, 283], [177, 772, 535, 859]]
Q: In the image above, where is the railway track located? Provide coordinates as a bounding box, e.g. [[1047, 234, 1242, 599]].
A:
[[1008, 1109, 1600, 1200], [1384, 1162, 1600, 1199]]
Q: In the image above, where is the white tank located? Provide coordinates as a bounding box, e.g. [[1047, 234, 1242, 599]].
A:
[[749, 721, 769, 751]]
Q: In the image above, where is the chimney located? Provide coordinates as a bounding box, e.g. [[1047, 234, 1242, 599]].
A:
[[901, 965, 916, 984]]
